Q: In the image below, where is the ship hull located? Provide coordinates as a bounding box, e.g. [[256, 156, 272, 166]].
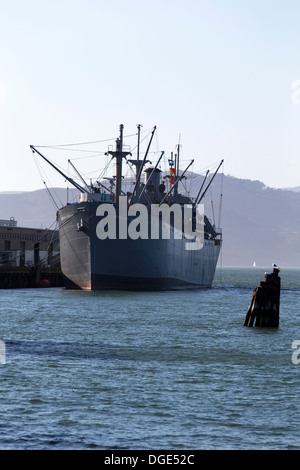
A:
[[58, 202, 221, 290]]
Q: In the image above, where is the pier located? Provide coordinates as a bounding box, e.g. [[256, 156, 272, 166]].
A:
[[0, 266, 64, 289], [0, 218, 63, 288]]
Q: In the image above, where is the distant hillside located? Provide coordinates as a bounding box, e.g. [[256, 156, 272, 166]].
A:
[[0, 187, 78, 229], [210, 175, 300, 267], [1, 175, 300, 267]]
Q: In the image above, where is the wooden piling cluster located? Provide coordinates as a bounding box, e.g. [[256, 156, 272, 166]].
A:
[[0, 267, 64, 289], [244, 267, 280, 327]]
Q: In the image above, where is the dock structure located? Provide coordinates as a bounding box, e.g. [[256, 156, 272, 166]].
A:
[[0, 266, 64, 289], [244, 265, 281, 328], [0, 219, 59, 268], [0, 218, 63, 288]]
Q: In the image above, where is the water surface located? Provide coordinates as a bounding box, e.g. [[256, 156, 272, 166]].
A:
[[0, 266, 299, 449]]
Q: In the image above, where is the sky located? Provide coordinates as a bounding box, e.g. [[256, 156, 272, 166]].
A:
[[1, 0, 300, 192]]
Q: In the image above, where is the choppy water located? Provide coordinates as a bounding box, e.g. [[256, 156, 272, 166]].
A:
[[0, 266, 300, 450]]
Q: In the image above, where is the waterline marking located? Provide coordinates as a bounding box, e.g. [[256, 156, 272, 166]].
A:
[[95, 197, 204, 251]]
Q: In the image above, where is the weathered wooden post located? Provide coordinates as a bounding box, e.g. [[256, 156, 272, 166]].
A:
[[244, 265, 280, 327]]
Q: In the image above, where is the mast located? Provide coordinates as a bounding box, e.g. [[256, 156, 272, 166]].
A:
[[105, 124, 131, 204], [128, 124, 147, 197], [160, 159, 194, 205], [137, 124, 141, 164], [116, 125, 124, 203], [138, 151, 165, 200], [176, 137, 181, 178], [130, 125, 156, 203], [174, 136, 181, 196]]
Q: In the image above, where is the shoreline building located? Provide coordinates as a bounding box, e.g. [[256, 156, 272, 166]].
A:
[[0, 218, 60, 268]]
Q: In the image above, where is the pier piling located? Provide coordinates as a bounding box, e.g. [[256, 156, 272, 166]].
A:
[[0, 267, 64, 289], [244, 265, 280, 327]]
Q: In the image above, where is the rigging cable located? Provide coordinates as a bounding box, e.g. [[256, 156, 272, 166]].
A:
[[34, 128, 151, 150], [218, 162, 224, 229]]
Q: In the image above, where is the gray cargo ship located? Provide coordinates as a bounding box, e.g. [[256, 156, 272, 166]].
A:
[[31, 125, 223, 290]]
